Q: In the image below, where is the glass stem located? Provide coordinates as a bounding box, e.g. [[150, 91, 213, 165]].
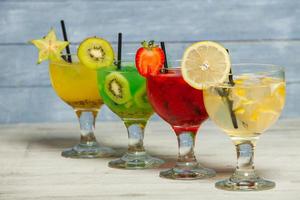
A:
[[76, 110, 98, 146], [232, 140, 258, 179], [176, 131, 197, 167], [124, 121, 146, 154]]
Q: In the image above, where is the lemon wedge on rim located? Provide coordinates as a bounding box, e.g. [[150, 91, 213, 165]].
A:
[[181, 41, 231, 89]]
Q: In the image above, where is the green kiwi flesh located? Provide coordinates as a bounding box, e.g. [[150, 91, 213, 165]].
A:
[[78, 37, 114, 69], [104, 72, 132, 104]]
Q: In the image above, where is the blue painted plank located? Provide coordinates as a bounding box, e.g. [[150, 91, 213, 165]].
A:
[[0, 0, 298, 43]]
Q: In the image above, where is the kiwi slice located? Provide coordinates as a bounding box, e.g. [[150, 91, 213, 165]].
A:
[[77, 37, 114, 69], [104, 72, 132, 104], [134, 83, 152, 109]]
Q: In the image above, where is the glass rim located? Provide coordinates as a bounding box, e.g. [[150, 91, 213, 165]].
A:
[[165, 63, 284, 72], [50, 55, 134, 68], [49, 58, 79, 67], [204, 66, 285, 88], [145, 62, 284, 68], [97, 62, 138, 73], [230, 62, 284, 69], [226, 63, 285, 78], [205, 78, 285, 89], [162, 67, 181, 70]]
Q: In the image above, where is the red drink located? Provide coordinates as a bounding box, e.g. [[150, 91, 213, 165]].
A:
[[146, 67, 215, 180], [147, 68, 208, 135]]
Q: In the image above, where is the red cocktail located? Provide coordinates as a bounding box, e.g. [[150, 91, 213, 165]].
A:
[[147, 67, 216, 180], [148, 68, 207, 134]]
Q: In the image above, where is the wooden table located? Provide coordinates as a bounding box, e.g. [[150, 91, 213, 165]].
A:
[[0, 120, 299, 200]]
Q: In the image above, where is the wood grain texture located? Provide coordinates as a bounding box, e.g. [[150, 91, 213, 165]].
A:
[[0, 120, 299, 200]]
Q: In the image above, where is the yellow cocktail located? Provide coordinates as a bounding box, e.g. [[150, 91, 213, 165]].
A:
[[49, 56, 116, 158], [50, 58, 102, 110], [31, 28, 117, 158]]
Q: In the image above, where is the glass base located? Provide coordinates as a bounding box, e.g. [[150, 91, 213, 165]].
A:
[[215, 177, 275, 191], [61, 143, 116, 159], [108, 152, 164, 169], [160, 163, 216, 180]]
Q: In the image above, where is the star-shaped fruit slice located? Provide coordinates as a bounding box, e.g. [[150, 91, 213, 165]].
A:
[[30, 28, 70, 64]]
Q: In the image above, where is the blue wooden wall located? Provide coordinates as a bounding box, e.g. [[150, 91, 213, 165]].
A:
[[0, 0, 298, 123]]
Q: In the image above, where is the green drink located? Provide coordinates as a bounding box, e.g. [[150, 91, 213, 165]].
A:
[[97, 63, 164, 169], [98, 65, 153, 121]]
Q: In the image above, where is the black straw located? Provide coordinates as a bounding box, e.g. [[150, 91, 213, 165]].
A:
[[226, 49, 234, 85], [60, 20, 72, 63], [117, 33, 122, 69], [225, 48, 238, 129], [160, 42, 168, 68]]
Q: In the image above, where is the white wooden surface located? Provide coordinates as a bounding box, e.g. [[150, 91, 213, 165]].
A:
[[0, 120, 299, 200]]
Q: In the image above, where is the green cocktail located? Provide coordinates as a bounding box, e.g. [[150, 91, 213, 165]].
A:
[[99, 66, 152, 120], [97, 63, 164, 169]]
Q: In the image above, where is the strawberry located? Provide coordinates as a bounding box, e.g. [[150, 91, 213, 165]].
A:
[[135, 40, 165, 77]]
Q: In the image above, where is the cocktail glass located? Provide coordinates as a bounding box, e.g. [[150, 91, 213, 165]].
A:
[[49, 55, 116, 158], [97, 62, 164, 169], [147, 64, 216, 180], [204, 63, 285, 191]]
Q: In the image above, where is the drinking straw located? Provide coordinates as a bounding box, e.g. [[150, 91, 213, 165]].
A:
[[228, 96, 238, 129], [226, 49, 234, 85], [60, 20, 72, 63], [225, 48, 238, 129], [160, 42, 168, 68], [229, 68, 234, 85], [117, 33, 122, 69]]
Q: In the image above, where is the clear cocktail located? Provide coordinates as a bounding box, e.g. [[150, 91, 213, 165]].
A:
[[204, 64, 286, 191]]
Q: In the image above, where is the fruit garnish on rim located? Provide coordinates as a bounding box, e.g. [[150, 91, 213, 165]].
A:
[[77, 37, 114, 70], [30, 28, 70, 64], [181, 41, 238, 128], [135, 40, 165, 77], [181, 41, 231, 89]]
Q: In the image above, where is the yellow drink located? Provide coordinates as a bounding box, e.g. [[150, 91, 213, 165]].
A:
[[30, 30, 117, 158], [49, 59, 102, 110], [204, 76, 285, 139]]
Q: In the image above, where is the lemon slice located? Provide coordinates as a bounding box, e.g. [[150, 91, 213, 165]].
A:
[[181, 41, 231, 89]]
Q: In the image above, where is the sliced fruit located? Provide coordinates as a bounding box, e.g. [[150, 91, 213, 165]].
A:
[[78, 37, 114, 69], [30, 28, 69, 64], [134, 83, 152, 109], [263, 77, 286, 98], [135, 40, 165, 77], [104, 72, 132, 104], [181, 41, 231, 89]]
